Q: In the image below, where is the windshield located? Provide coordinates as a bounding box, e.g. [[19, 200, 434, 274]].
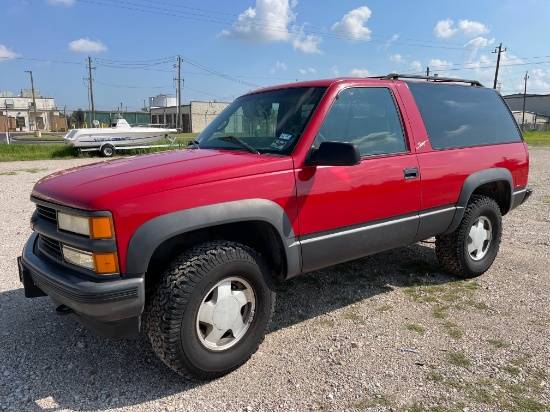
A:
[[196, 87, 327, 155]]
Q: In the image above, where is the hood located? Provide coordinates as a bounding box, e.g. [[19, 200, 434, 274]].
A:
[[32, 149, 293, 210]]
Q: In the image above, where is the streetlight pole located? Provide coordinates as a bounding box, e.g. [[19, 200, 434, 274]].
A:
[[25, 70, 40, 137]]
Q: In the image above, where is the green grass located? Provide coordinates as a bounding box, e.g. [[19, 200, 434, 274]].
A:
[[406, 323, 426, 335], [0, 144, 78, 161], [442, 321, 463, 340], [523, 130, 550, 146], [487, 338, 511, 349], [0, 135, 198, 162], [446, 350, 471, 368]]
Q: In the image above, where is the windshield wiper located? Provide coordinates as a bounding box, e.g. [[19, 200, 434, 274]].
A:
[[188, 139, 200, 149], [217, 135, 260, 154]]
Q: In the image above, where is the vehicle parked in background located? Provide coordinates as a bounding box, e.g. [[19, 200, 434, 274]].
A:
[[19, 74, 531, 379]]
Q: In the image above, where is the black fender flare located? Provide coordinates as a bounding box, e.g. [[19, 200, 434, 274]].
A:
[[443, 168, 512, 235], [125, 199, 301, 277]]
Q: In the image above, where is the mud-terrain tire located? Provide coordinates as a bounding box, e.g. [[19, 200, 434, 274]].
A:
[[147, 241, 276, 380], [436, 195, 502, 278]]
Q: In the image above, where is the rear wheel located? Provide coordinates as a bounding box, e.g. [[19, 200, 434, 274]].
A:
[[436, 195, 502, 278], [147, 241, 275, 379]]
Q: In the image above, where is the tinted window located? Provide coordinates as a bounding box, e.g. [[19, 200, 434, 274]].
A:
[[197, 87, 326, 155], [407, 82, 522, 149], [316, 87, 407, 156]]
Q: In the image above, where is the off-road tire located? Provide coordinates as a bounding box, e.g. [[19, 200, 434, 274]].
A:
[[147, 241, 276, 380], [436, 195, 502, 278]]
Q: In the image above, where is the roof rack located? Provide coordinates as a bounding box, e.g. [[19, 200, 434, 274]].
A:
[[382, 73, 484, 87]]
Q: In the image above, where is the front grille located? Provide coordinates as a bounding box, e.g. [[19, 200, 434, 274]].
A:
[[38, 235, 62, 261], [37, 205, 57, 224]]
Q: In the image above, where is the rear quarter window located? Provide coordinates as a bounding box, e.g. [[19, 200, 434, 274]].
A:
[[407, 82, 522, 149]]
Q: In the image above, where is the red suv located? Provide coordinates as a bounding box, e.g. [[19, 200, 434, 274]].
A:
[[19, 74, 531, 379]]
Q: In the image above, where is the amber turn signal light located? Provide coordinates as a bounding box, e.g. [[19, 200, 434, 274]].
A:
[[93, 252, 119, 274], [90, 217, 115, 239]]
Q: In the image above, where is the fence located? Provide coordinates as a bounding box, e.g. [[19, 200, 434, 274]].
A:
[[520, 123, 550, 132]]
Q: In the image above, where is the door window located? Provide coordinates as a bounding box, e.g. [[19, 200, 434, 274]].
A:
[[317, 87, 407, 156]]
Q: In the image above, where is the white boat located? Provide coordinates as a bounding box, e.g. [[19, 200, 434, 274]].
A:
[[63, 117, 177, 156]]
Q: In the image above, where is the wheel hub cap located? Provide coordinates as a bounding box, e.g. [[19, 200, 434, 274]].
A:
[[468, 216, 492, 261], [212, 297, 239, 330], [196, 277, 255, 351]]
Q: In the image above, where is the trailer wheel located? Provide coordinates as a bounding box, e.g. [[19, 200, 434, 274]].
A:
[[100, 144, 115, 157]]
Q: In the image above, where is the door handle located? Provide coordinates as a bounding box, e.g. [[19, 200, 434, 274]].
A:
[[404, 167, 419, 180]]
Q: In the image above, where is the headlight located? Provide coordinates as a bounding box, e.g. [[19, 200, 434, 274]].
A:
[[58, 212, 114, 239], [62, 245, 119, 274], [62, 245, 94, 270]]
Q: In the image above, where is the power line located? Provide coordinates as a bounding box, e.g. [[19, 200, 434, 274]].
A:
[[76, 0, 471, 50]]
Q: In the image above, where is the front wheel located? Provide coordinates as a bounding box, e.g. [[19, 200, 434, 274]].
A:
[[436, 195, 502, 278], [147, 241, 276, 380]]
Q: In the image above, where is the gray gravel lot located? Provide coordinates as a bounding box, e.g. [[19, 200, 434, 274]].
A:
[[0, 149, 548, 412]]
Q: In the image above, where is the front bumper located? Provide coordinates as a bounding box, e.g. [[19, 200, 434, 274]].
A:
[[19, 232, 145, 339]]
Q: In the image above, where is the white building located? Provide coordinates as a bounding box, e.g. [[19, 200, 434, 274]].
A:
[[150, 100, 230, 133]]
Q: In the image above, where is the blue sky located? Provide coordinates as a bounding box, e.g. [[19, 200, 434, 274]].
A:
[[1, 0, 549, 112]]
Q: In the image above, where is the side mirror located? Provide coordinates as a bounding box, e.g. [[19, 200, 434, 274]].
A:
[[306, 141, 361, 166]]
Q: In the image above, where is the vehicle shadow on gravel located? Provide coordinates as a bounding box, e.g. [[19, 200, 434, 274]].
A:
[[0, 243, 455, 411], [271, 242, 457, 332]]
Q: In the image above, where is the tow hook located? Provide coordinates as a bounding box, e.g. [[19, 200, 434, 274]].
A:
[[55, 304, 75, 316]]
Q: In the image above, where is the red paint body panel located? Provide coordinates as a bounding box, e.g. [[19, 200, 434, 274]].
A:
[[295, 153, 420, 234], [417, 143, 529, 210]]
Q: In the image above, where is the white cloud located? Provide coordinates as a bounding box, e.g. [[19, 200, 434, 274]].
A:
[[0, 44, 21, 60], [276, 61, 288, 71], [68, 38, 107, 53], [410, 60, 423, 72], [458, 20, 489, 37], [292, 33, 322, 54], [463, 36, 494, 63], [384, 34, 399, 49], [332, 6, 372, 40], [332, 65, 340, 76], [299, 67, 316, 75], [46, 0, 75, 5], [433, 19, 458, 38], [222, 0, 322, 54], [532, 68, 550, 78], [390, 54, 403, 63], [349, 68, 373, 77], [222, 0, 295, 42], [434, 18, 489, 38], [428, 59, 453, 75]]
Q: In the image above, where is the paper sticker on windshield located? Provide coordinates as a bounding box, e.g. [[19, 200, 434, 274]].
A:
[[271, 140, 287, 149], [279, 133, 293, 141]]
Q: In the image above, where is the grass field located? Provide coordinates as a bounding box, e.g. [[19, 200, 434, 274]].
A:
[[1, 131, 548, 162], [0, 134, 198, 162], [522, 130, 550, 146]]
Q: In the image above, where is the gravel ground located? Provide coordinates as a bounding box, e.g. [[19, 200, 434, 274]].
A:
[[0, 150, 548, 412]]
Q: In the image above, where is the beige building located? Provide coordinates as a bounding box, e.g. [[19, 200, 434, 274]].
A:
[[0, 90, 66, 132], [150, 101, 230, 133]]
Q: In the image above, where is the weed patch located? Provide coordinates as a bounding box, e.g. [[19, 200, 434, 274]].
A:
[[446, 350, 470, 368]]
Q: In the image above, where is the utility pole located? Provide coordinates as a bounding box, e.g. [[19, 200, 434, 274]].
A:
[[522, 71, 529, 130], [88, 56, 96, 123], [174, 55, 182, 132], [25, 70, 40, 137], [492, 43, 506, 90], [426, 67, 430, 76]]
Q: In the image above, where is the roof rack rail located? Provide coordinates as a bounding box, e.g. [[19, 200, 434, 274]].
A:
[[382, 73, 483, 87]]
